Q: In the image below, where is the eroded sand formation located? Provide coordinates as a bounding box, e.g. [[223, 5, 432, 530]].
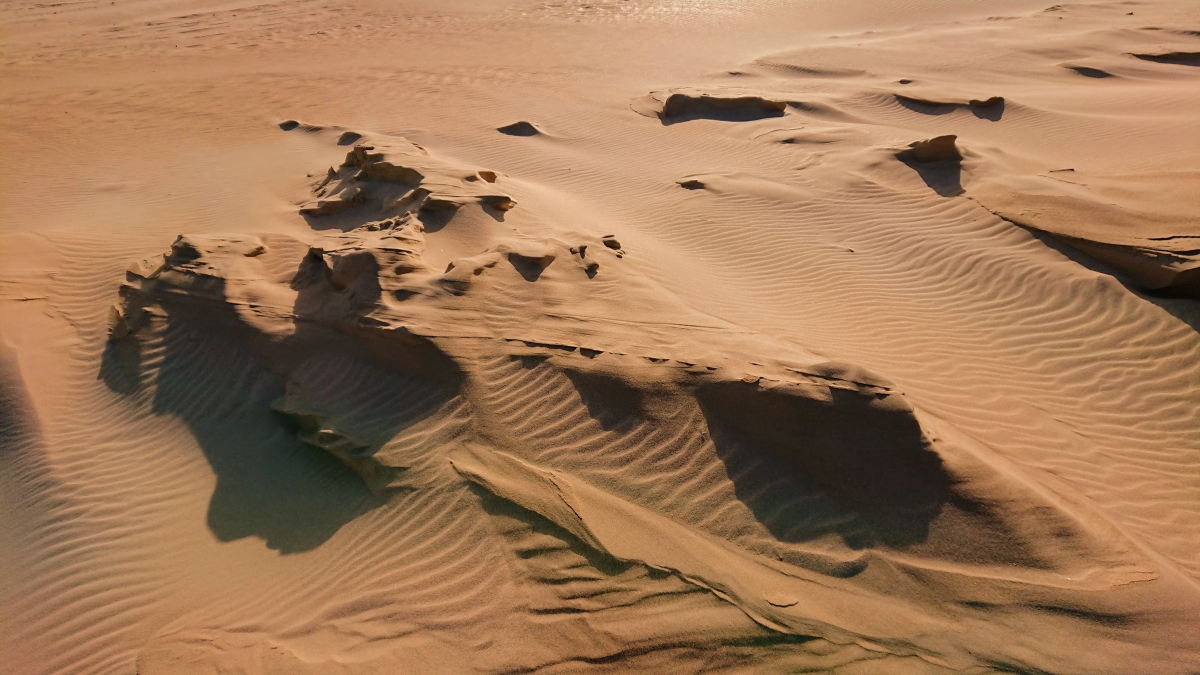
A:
[[101, 128, 1198, 673]]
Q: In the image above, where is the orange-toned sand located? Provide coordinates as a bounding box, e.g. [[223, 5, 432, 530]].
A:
[[2, 1, 1198, 674]]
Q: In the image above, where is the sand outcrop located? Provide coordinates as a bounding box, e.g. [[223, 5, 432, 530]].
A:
[[899, 135, 961, 163], [97, 129, 1200, 674], [295, 131, 515, 219]]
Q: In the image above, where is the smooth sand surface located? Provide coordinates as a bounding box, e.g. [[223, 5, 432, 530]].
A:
[[2, 1, 1199, 673]]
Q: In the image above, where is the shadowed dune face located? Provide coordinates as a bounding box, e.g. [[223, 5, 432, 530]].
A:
[[497, 121, 541, 136], [660, 94, 787, 123], [1064, 64, 1115, 78], [561, 369, 647, 432], [895, 94, 1005, 121], [101, 234, 464, 550], [149, 316, 380, 553], [1130, 50, 1200, 65], [697, 380, 947, 547], [896, 135, 964, 197], [632, 90, 789, 124], [106, 312, 380, 554]]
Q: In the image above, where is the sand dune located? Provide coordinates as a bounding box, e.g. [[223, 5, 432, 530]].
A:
[[731, 4, 1200, 294], [2, 1, 1198, 674]]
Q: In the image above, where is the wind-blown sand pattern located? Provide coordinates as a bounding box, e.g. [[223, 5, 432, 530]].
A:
[[2, 1, 1198, 674]]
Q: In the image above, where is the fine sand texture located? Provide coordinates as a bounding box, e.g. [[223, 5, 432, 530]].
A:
[[2, 2, 1199, 674]]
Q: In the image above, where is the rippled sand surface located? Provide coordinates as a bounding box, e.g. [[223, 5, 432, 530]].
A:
[[2, 2, 1198, 673]]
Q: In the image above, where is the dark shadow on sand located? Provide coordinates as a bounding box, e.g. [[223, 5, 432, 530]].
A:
[[697, 381, 950, 550], [900, 155, 963, 197], [145, 302, 380, 553], [895, 95, 1004, 121]]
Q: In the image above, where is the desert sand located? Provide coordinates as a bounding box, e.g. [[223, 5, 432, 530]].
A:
[[2, 1, 1199, 673]]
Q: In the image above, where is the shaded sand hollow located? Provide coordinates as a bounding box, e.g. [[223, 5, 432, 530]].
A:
[[1, 2, 1199, 674]]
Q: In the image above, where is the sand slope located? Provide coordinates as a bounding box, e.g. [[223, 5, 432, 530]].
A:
[[2, 1, 1198, 674]]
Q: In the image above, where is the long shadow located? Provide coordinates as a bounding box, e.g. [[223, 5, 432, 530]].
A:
[[301, 193, 508, 235], [0, 342, 41, 456], [560, 363, 950, 550], [894, 95, 956, 116], [556, 353, 950, 549], [1131, 51, 1200, 66], [290, 249, 464, 389], [705, 420, 878, 552], [696, 380, 950, 550], [301, 206, 386, 233], [97, 254, 436, 553], [415, 207, 456, 234], [417, 201, 509, 234], [895, 95, 1004, 121], [658, 95, 787, 126], [99, 334, 143, 396], [148, 302, 379, 553], [103, 255, 468, 552], [1065, 65, 1114, 78], [900, 155, 963, 197]]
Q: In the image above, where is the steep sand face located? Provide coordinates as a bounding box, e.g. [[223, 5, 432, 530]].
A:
[[2, 2, 1199, 674]]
